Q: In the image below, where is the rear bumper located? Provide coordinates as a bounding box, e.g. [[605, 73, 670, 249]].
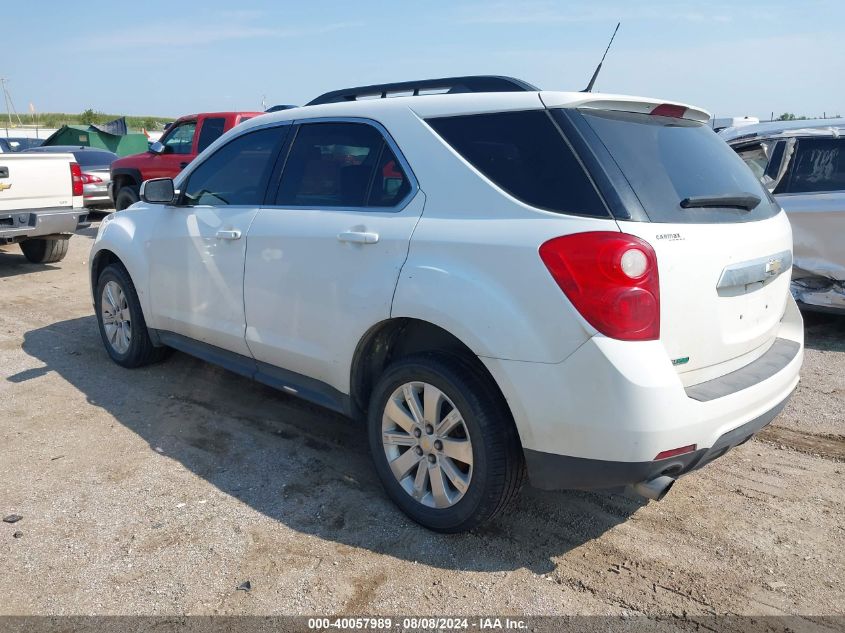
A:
[[0, 207, 89, 242], [524, 395, 789, 490], [482, 295, 804, 490]]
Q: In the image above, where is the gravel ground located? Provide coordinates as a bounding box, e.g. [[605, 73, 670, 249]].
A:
[[1, 224, 843, 622]]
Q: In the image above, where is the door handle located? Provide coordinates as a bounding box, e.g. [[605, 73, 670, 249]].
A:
[[179, 162, 189, 169], [216, 229, 242, 240], [0, 167, 8, 178], [337, 231, 379, 244]]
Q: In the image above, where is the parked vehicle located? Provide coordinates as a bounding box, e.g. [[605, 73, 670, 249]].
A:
[[711, 116, 758, 133], [722, 119, 845, 313], [90, 76, 803, 532], [0, 137, 44, 152], [109, 111, 263, 211], [1, 152, 88, 263], [23, 145, 118, 210]]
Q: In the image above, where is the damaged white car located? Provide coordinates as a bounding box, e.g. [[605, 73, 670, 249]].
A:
[[722, 119, 845, 313]]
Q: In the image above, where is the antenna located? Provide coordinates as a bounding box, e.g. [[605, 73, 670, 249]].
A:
[[582, 22, 620, 93]]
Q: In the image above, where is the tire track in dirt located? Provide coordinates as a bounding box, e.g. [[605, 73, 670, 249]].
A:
[[757, 427, 845, 461]]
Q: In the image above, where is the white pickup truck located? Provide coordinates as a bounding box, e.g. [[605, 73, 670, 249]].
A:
[[0, 153, 89, 263]]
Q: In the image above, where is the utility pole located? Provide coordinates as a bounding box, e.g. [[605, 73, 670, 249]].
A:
[[1, 77, 24, 137]]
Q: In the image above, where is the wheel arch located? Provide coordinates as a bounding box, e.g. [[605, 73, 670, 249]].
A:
[[350, 318, 518, 436]]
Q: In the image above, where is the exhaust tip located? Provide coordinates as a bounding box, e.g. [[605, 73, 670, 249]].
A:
[[631, 475, 676, 501]]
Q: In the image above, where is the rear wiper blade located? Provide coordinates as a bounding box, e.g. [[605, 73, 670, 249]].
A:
[[680, 193, 761, 211]]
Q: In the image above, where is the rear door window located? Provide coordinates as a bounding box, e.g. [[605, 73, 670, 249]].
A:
[[275, 122, 412, 209], [183, 126, 287, 206], [781, 138, 845, 194], [426, 111, 608, 217], [569, 109, 780, 223], [196, 117, 227, 153]]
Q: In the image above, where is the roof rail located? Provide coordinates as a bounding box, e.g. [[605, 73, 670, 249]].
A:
[[306, 75, 539, 106]]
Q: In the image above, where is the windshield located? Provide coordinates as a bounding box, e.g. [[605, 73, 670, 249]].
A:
[[569, 109, 780, 223]]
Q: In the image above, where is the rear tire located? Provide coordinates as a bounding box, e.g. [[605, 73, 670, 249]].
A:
[[95, 263, 168, 368], [367, 353, 525, 533], [115, 185, 140, 211], [20, 238, 69, 264]]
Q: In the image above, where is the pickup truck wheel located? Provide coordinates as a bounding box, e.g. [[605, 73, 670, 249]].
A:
[[20, 238, 69, 264], [368, 353, 525, 533], [115, 185, 140, 211], [95, 264, 168, 368]]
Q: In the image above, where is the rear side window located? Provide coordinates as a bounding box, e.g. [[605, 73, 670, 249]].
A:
[[426, 110, 608, 217], [782, 138, 845, 194], [183, 126, 286, 206], [276, 122, 412, 208], [196, 117, 227, 153], [574, 110, 779, 223]]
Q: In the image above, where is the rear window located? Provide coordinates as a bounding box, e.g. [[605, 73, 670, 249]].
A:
[[73, 150, 118, 168], [426, 111, 609, 217], [573, 110, 780, 223]]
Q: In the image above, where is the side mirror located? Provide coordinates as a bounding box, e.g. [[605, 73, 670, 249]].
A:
[[149, 141, 165, 155], [140, 178, 177, 204]]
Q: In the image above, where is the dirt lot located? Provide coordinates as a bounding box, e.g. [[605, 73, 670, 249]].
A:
[[1, 223, 844, 622]]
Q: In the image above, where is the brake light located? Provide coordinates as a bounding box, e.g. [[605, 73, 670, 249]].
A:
[[650, 103, 687, 118], [70, 162, 83, 196], [81, 173, 102, 184], [655, 444, 696, 460], [539, 232, 660, 341]]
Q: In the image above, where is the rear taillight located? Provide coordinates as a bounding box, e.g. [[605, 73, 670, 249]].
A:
[[81, 173, 102, 184], [70, 162, 83, 196], [539, 232, 660, 341]]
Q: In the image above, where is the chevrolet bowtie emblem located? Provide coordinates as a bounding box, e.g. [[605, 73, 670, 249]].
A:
[[0, 183, 11, 192], [765, 258, 782, 275]]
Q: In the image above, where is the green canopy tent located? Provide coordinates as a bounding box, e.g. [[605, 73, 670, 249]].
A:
[[42, 118, 148, 156]]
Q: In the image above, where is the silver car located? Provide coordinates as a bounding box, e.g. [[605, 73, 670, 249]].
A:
[[722, 119, 845, 313], [23, 145, 118, 210]]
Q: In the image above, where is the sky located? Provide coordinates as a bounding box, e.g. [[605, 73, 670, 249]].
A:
[[4, 0, 843, 121]]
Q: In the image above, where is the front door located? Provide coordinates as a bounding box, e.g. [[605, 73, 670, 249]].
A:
[[145, 119, 198, 179], [244, 120, 424, 393], [148, 125, 288, 356]]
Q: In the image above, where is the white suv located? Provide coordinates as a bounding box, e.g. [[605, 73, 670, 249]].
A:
[[90, 76, 803, 532]]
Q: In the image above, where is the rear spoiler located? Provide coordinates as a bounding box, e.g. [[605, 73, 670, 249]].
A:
[[540, 92, 710, 124]]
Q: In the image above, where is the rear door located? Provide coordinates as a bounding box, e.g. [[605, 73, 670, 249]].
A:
[[557, 108, 793, 381], [243, 120, 423, 393], [773, 136, 845, 280]]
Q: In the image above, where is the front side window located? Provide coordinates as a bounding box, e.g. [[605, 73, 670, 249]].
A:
[[276, 122, 411, 208], [782, 138, 845, 194], [182, 126, 286, 206], [427, 110, 608, 217], [196, 117, 227, 153], [162, 122, 197, 155]]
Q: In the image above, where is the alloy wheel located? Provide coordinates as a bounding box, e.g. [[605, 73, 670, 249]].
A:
[[381, 381, 474, 508], [101, 280, 132, 354]]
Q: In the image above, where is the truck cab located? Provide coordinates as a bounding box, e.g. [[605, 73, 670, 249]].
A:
[[109, 111, 263, 210]]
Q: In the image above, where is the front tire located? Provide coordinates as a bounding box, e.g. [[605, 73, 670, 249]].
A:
[[95, 263, 168, 368], [367, 353, 525, 533], [20, 238, 69, 263], [115, 185, 140, 211]]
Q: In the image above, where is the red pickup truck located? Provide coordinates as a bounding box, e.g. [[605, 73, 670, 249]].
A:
[[109, 111, 263, 210]]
